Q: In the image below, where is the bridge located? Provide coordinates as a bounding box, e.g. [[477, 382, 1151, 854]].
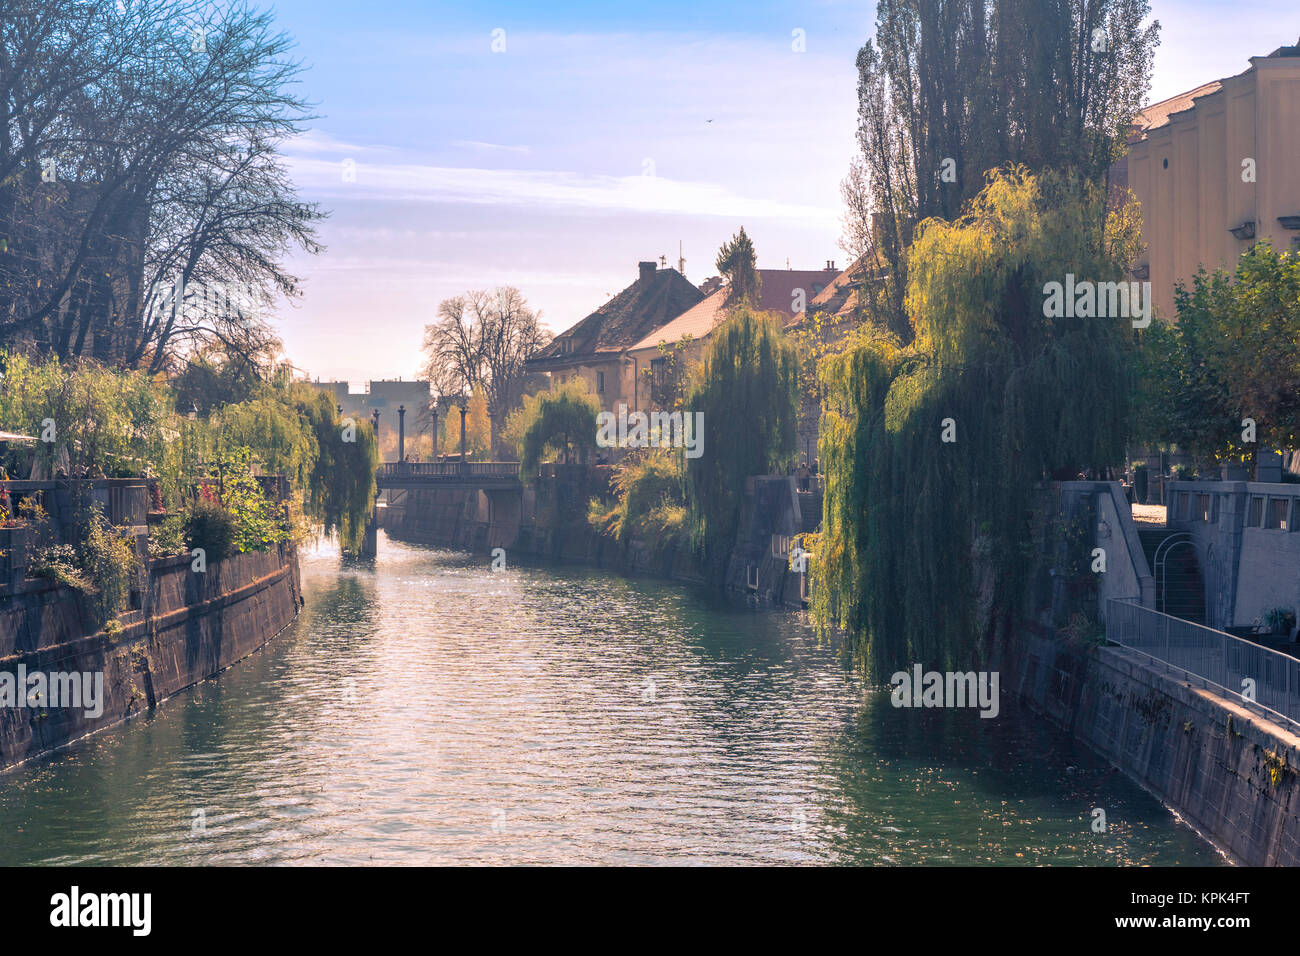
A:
[[375, 461, 522, 490], [359, 461, 529, 558]]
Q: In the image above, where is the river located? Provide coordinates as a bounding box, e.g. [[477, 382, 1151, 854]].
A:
[[0, 533, 1223, 865]]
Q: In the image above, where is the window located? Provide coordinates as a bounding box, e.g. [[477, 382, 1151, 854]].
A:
[[1248, 496, 1265, 527], [596, 371, 605, 394]]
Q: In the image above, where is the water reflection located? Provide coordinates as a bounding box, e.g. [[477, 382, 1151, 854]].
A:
[[0, 534, 1223, 865]]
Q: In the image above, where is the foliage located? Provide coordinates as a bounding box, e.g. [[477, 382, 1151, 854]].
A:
[[0, 353, 377, 555], [28, 543, 92, 593], [420, 287, 552, 454], [0, 351, 176, 483], [201, 447, 288, 554], [0, 0, 323, 367], [813, 167, 1138, 678], [639, 335, 695, 412], [684, 305, 798, 569], [841, 0, 1159, 336], [186, 499, 237, 562], [465, 386, 492, 458], [80, 506, 140, 628], [1135, 242, 1300, 465], [516, 381, 602, 479], [211, 380, 376, 552], [30, 502, 140, 629], [148, 513, 188, 560], [715, 227, 762, 308], [589, 449, 688, 545]]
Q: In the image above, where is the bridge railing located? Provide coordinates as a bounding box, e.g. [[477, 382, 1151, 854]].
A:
[[1106, 597, 1300, 731], [377, 461, 520, 480]]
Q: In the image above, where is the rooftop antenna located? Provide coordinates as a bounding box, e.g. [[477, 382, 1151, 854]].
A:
[[659, 254, 667, 268], [678, 240, 686, 277]]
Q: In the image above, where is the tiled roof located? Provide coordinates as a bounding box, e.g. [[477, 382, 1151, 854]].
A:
[[529, 266, 703, 369], [627, 268, 840, 353], [753, 269, 841, 323], [1129, 81, 1222, 141], [628, 287, 728, 352], [801, 252, 879, 320]]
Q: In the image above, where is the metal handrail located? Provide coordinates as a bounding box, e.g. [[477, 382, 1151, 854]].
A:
[[1106, 598, 1300, 732]]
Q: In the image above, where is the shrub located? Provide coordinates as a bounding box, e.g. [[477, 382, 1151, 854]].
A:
[[589, 449, 689, 546], [80, 508, 140, 628], [186, 499, 236, 561], [29, 544, 93, 592], [148, 513, 188, 559]]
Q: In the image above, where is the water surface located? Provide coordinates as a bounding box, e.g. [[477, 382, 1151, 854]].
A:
[[0, 534, 1223, 865]]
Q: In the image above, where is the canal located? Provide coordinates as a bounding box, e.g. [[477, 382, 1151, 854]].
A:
[[0, 534, 1223, 865]]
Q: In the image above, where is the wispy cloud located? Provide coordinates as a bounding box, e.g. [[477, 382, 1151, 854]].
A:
[[451, 140, 532, 155], [285, 154, 837, 224]]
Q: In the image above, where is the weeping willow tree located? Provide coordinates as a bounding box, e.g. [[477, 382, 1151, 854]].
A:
[[685, 305, 798, 572], [212, 381, 378, 552], [813, 166, 1141, 678], [515, 381, 601, 480], [294, 385, 379, 552]]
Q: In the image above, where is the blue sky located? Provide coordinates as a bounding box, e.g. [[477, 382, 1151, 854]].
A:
[[264, 0, 1300, 383]]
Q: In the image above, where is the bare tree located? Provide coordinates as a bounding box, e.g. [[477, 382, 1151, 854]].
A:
[[477, 287, 550, 455], [421, 286, 551, 456], [0, 0, 324, 369]]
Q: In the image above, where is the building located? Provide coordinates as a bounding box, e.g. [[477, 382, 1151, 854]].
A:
[[525, 261, 704, 413], [1122, 40, 1300, 320], [623, 264, 843, 414]]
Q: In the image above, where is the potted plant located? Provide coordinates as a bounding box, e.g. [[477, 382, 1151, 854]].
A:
[[1264, 606, 1297, 638]]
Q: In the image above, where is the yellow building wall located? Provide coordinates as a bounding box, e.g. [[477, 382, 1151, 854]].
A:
[[1127, 57, 1300, 321]]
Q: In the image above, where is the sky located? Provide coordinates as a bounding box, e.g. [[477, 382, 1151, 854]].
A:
[[261, 0, 1300, 384]]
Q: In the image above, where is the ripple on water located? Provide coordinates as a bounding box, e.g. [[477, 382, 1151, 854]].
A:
[[0, 534, 1225, 866]]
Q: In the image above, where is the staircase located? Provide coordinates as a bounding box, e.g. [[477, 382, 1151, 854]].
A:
[[1137, 527, 1206, 624]]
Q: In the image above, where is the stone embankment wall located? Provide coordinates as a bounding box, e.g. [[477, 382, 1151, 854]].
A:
[[1010, 632, 1300, 866], [381, 472, 813, 605], [1007, 481, 1300, 866], [0, 543, 301, 771]]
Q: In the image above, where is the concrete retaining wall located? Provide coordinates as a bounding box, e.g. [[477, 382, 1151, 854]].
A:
[[0, 543, 301, 771], [382, 473, 810, 605], [1010, 633, 1300, 866]]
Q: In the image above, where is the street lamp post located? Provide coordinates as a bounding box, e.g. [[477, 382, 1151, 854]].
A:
[[430, 398, 439, 459], [457, 394, 469, 468], [398, 404, 406, 463]]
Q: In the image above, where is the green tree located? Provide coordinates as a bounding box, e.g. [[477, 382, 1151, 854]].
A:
[[814, 167, 1140, 677], [684, 305, 798, 571], [1135, 241, 1300, 467], [840, 0, 1160, 338], [715, 227, 762, 308], [515, 381, 601, 480]]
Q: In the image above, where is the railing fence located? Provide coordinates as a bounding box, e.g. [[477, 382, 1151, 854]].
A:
[[1106, 598, 1300, 731]]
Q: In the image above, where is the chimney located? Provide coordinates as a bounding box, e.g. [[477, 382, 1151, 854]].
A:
[[639, 261, 657, 282], [825, 260, 837, 271]]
